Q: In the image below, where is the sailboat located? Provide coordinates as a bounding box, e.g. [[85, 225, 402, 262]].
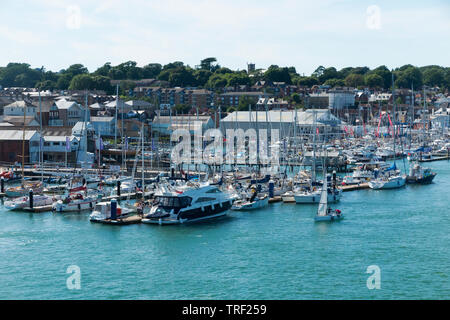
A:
[[369, 74, 406, 190], [314, 159, 343, 222]]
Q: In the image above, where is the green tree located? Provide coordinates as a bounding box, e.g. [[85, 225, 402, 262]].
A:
[[69, 74, 94, 90], [264, 65, 292, 83], [344, 73, 365, 87], [324, 78, 345, 87], [422, 66, 445, 87], [364, 73, 384, 88], [394, 65, 422, 89], [296, 76, 319, 87]]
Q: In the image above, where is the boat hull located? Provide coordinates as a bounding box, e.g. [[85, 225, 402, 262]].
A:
[[314, 214, 344, 222]]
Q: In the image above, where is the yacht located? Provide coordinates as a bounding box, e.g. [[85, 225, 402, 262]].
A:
[[141, 183, 235, 225], [4, 194, 59, 210], [90, 201, 136, 222], [53, 192, 100, 212], [406, 163, 436, 184]]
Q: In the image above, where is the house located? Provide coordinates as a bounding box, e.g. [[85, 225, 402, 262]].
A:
[[218, 92, 266, 108], [42, 135, 79, 163], [89, 102, 105, 116], [49, 99, 86, 127], [125, 100, 153, 112], [151, 114, 215, 135], [0, 115, 40, 127], [0, 130, 40, 163], [91, 116, 116, 137], [3, 100, 37, 117]]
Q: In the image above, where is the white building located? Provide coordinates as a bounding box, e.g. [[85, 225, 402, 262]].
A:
[[3, 101, 37, 117], [328, 89, 355, 110], [220, 109, 343, 138]]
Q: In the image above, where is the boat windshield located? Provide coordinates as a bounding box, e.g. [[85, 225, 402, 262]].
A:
[[155, 196, 191, 208]]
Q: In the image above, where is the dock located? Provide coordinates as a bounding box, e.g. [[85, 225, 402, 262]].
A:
[[338, 183, 370, 192], [418, 155, 450, 162], [269, 196, 282, 203], [90, 215, 142, 225]]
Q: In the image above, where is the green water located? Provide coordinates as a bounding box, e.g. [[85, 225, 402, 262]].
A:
[[0, 161, 449, 299]]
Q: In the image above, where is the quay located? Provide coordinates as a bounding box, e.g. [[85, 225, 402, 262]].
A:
[[338, 183, 370, 192]]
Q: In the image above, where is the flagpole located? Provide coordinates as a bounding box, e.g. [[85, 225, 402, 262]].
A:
[[65, 136, 68, 168]]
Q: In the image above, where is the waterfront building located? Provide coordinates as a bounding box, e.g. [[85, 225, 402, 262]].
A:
[[0, 130, 40, 163], [220, 109, 343, 139]]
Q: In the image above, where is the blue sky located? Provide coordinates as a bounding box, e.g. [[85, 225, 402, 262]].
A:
[[0, 0, 448, 75]]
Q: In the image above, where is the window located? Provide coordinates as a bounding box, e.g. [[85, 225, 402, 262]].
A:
[[206, 188, 220, 193], [195, 197, 216, 203]]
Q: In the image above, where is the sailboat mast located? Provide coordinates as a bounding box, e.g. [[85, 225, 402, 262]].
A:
[[39, 90, 43, 182], [392, 72, 396, 163], [21, 101, 26, 188]]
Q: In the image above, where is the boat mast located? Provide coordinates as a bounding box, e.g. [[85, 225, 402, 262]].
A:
[[392, 72, 396, 164], [141, 122, 145, 192], [39, 90, 43, 182], [21, 101, 26, 188], [114, 84, 118, 146]]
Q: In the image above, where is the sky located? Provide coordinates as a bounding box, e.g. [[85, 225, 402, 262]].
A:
[[0, 0, 449, 75]]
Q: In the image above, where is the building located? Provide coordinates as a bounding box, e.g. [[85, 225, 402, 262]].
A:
[[3, 100, 37, 117], [218, 92, 266, 108], [90, 116, 116, 137], [0, 130, 40, 163], [49, 99, 87, 127], [0, 115, 40, 127], [151, 114, 215, 135], [42, 135, 79, 163], [308, 93, 329, 108], [328, 88, 355, 110], [220, 109, 343, 139]]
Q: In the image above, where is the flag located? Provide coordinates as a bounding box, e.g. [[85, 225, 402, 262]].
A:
[[98, 137, 103, 150], [40, 137, 44, 149], [316, 127, 319, 135], [66, 136, 71, 151], [124, 137, 128, 150], [151, 138, 156, 150]]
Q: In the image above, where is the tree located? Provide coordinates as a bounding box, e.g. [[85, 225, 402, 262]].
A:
[[318, 67, 339, 84], [312, 66, 325, 78], [370, 65, 392, 89], [69, 74, 94, 90], [199, 57, 218, 72], [394, 65, 422, 89], [64, 64, 89, 76], [264, 65, 291, 83], [344, 74, 364, 87], [94, 63, 112, 76], [142, 63, 162, 78], [364, 73, 384, 88], [193, 69, 212, 87], [323, 78, 345, 87], [296, 76, 319, 87], [422, 67, 445, 87], [237, 96, 257, 111]]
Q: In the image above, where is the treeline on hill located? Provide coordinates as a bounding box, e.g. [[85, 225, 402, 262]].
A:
[[0, 58, 449, 95]]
